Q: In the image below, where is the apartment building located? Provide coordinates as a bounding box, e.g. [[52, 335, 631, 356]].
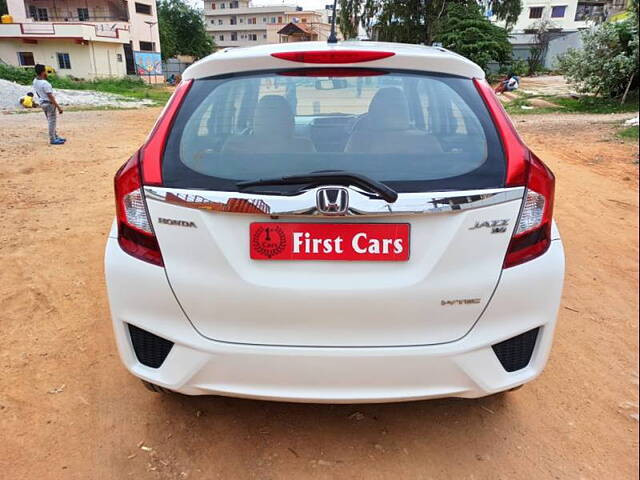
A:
[[502, 0, 626, 33], [490, 0, 627, 68], [0, 0, 162, 81], [203, 0, 338, 49]]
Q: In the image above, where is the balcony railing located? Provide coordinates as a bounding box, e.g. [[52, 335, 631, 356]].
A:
[[0, 21, 130, 42], [28, 15, 129, 22]]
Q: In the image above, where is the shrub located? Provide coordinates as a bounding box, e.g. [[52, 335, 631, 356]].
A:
[[557, 17, 639, 98], [0, 63, 34, 85]]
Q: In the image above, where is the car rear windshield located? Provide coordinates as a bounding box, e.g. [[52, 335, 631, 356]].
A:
[[162, 69, 505, 193]]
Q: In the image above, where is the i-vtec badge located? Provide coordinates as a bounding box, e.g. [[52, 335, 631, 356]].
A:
[[158, 218, 197, 228], [441, 298, 481, 306], [469, 219, 509, 234]]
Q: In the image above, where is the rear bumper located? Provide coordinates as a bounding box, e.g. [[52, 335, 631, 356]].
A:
[[105, 236, 564, 403]]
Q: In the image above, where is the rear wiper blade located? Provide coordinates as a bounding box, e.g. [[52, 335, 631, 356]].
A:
[[237, 170, 398, 203]]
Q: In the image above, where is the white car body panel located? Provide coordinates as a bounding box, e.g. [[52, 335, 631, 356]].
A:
[[182, 41, 486, 82], [105, 234, 564, 402], [144, 186, 525, 347]]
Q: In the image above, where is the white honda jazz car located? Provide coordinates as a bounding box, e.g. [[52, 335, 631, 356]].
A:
[[105, 41, 565, 402]]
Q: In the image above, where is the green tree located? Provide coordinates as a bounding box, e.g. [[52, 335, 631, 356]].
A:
[[557, 14, 638, 98], [157, 0, 214, 60], [0, 0, 8, 15], [339, 0, 521, 45], [435, 3, 512, 71]]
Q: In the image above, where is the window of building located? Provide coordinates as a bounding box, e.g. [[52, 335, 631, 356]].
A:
[[35, 7, 48, 21], [262, 33, 267, 39], [219, 34, 224, 40], [271, 17, 276, 23], [211, 3, 216, 9], [77, 8, 89, 21], [551, 5, 567, 17], [248, 33, 257, 41], [227, 17, 233, 24], [117, 53, 123, 62], [262, 17, 267, 22], [230, 1, 238, 7], [575, 2, 605, 21], [277, 16, 282, 23], [529, 6, 544, 18], [17, 52, 35, 66], [135, 2, 152, 15], [220, 2, 225, 8], [57, 53, 71, 69], [139, 41, 155, 51], [239, 17, 243, 23], [248, 17, 256, 24], [230, 32, 237, 40]]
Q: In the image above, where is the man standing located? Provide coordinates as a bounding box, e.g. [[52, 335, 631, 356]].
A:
[[33, 64, 66, 145]]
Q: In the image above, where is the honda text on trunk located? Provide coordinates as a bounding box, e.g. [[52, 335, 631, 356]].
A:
[[105, 42, 565, 402]]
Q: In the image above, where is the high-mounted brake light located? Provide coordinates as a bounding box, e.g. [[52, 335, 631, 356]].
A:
[[474, 78, 555, 268], [140, 79, 193, 185], [278, 68, 388, 77], [115, 153, 163, 266], [271, 50, 395, 64]]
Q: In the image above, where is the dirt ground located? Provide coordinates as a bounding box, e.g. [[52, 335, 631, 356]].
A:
[[0, 107, 638, 480]]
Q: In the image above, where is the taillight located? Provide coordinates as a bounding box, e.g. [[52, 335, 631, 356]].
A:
[[140, 79, 193, 185], [473, 78, 555, 268], [504, 153, 555, 268], [114, 153, 163, 266], [271, 50, 395, 64], [112, 80, 193, 265]]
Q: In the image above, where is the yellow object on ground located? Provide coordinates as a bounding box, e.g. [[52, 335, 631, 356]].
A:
[[20, 96, 34, 108], [1, 14, 14, 23]]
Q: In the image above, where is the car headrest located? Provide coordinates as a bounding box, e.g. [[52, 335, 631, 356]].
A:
[[367, 87, 411, 131], [253, 95, 294, 137]]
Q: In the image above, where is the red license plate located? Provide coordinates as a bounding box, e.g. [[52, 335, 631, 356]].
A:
[[250, 223, 410, 261]]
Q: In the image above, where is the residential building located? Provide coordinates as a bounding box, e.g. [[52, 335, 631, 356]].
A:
[[0, 0, 163, 82], [490, 0, 627, 68], [203, 0, 339, 49]]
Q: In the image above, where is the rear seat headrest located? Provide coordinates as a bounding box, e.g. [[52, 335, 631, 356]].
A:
[[366, 87, 411, 131], [253, 95, 294, 137]]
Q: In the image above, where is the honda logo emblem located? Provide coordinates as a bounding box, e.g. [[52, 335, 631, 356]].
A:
[[316, 188, 349, 216]]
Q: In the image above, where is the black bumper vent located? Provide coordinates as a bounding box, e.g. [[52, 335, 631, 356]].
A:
[[128, 324, 174, 368], [492, 328, 539, 372]]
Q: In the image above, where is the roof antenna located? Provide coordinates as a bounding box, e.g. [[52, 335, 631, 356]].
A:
[[327, 0, 338, 44]]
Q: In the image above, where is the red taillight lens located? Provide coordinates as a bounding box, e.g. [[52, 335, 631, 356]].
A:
[[114, 153, 163, 266], [503, 153, 555, 268], [473, 78, 528, 186], [271, 50, 395, 64], [473, 78, 556, 268], [277, 68, 388, 77], [140, 79, 193, 185]]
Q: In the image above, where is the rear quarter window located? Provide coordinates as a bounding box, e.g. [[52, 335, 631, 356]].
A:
[[162, 69, 505, 193]]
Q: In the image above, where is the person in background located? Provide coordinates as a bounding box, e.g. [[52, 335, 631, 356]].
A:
[[19, 92, 38, 108], [494, 72, 520, 95], [33, 64, 66, 145]]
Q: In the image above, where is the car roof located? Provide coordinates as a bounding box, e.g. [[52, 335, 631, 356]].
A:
[[182, 41, 485, 80]]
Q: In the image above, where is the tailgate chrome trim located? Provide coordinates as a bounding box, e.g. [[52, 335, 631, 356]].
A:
[[144, 186, 524, 217]]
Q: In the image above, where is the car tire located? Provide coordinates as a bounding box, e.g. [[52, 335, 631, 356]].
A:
[[141, 380, 172, 394]]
